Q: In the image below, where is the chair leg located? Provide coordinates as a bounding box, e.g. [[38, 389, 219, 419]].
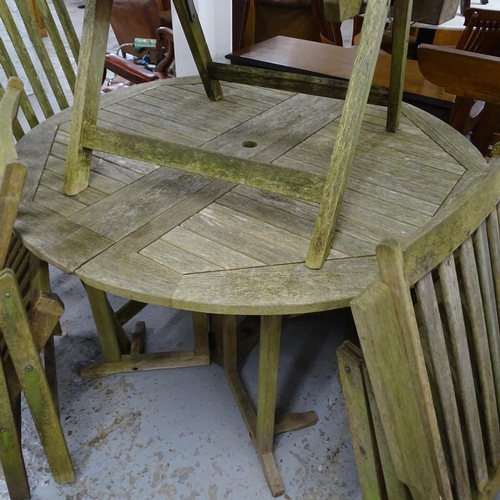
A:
[[472, 102, 500, 156], [43, 334, 59, 415], [0, 369, 29, 500], [0, 271, 74, 483]]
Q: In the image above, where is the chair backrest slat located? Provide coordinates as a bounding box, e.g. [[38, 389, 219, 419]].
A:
[[462, 231, 500, 468], [0, 0, 55, 118], [457, 8, 500, 56], [12, 0, 69, 110], [475, 221, 500, 424], [350, 157, 500, 498], [27, 0, 76, 95], [0, 39, 40, 130], [415, 272, 472, 500], [51, 0, 80, 63], [0, 0, 81, 137], [438, 252, 489, 490]]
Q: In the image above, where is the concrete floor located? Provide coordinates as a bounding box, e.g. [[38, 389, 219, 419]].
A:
[[15, 269, 361, 500], [0, 1, 362, 499]]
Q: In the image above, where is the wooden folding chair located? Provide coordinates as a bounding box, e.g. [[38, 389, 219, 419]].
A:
[[0, 77, 74, 500], [342, 147, 500, 499]]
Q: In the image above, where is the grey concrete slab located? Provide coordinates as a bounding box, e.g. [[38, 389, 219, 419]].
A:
[[12, 268, 361, 500]]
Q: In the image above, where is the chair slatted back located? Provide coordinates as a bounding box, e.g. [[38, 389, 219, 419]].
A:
[[349, 155, 500, 499], [457, 8, 500, 56], [0, 0, 80, 137], [0, 76, 74, 498], [310, 0, 344, 46]]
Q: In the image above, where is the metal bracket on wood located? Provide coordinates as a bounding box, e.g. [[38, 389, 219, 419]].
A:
[[186, 0, 197, 20]]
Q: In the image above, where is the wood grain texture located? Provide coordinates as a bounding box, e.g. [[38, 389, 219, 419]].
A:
[[351, 281, 443, 499], [306, 0, 390, 269], [16, 80, 486, 316]]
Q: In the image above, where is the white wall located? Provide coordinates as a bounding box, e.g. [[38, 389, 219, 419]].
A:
[[172, 0, 232, 77]]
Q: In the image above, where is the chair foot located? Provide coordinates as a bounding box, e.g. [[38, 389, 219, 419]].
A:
[[274, 411, 318, 434], [261, 452, 285, 498]]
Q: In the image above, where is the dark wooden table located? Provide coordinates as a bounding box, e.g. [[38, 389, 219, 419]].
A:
[[227, 36, 455, 118]]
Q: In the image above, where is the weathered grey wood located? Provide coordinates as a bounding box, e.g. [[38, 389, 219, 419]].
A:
[[486, 209, 500, 405], [0, 360, 30, 500], [471, 225, 500, 467], [402, 159, 500, 285], [31, 0, 76, 94], [440, 253, 488, 490], [255, 315, 284, 497], [0, 43, 39, 134], [82, 124, 326, 203], [337, 342, 385, 500], [129, 321, 145, 356], [0, 83, 23, 141], [115, 300, 147, 327], [351, 281, 445, 499], [51, 0, 80, 63], [84, 284, 123, 363], [0, 0, 54, 119], [13, 0, 69, 110], [415, 272, 471, 500], [208, 61, 389, 106], [403, 104, 486, 173], [64, 0, 113, 195], [306, 0, 391, 269], [170, 0, 222, 101], [0, 77, 23, 174], [0, 270, 74, 484], [80, 349, 210, 378], [387, 0, 414, 131], [361, 364, 411, 500], [376, 240, 452, 498]]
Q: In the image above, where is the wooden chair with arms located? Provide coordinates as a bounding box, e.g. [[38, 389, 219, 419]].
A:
[[0, 76, 74, 500], [341, 147, 500, 500], [104, 0, 175, 89], [418, 8, 500, 155]]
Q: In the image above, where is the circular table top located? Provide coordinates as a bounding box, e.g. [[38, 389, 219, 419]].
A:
[[16, 78, 487, 315]]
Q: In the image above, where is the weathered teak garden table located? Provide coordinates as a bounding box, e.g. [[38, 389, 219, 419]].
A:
[[14, 0, 485, 495], [15, 75, 487, 496]]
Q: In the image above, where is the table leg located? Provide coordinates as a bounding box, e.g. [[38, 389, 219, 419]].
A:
[[84, 284, 127, 363], [222, 314, 318, 497], [256, 315, 284, 496], [81, 285, 210, 378]]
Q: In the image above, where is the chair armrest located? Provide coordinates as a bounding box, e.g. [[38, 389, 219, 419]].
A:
[[418, 44, 500, 104], [104, 54, 159, 85]]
